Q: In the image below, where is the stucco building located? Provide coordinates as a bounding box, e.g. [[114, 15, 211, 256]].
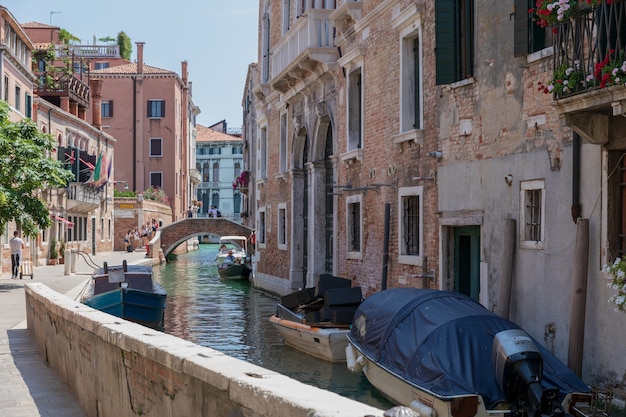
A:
[[247, 0, 626, 399]]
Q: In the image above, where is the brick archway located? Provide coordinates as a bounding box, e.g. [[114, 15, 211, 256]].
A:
[[159, 218, 253, 257]]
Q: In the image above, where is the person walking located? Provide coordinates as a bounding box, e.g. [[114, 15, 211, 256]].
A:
[[10, 230, 25, 279]]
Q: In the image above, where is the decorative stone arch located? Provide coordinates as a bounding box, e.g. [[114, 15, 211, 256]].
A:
[[159, 218, 253, 257], [289, 118, 309, 291], [57, 133, 63, 147]]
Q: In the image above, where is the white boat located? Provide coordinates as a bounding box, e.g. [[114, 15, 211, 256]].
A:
[[215, 235, 251, 281], [346, 288, 593, 417]]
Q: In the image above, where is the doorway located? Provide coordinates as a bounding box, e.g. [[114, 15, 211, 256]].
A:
[[453, 226, 480, 301]]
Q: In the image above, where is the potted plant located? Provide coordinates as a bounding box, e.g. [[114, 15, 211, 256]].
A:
[[603, 257, 626, 313], [49, 238, 58, 265], [58, 239, 66, 264]]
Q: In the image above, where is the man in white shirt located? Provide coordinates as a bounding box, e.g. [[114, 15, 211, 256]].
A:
[[9, 231, 25, 279]]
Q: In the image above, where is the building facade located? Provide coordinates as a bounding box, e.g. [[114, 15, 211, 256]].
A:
[[248, 0, 626, 399], [195, 124, 245, 223]]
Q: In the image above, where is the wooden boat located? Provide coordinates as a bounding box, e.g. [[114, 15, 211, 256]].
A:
[[270, 274, 362, 362], [346, 288, 593, 417], [216, 235, 251, 281], [79, 260, 167, 331]]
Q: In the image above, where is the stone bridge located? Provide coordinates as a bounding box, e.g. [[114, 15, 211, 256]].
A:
[[158, 218, 253, 257]]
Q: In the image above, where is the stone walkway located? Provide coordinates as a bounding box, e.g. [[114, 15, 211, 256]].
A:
[[0, 250, 150, 417]]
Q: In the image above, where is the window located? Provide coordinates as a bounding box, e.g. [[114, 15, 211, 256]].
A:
[[14, 85, 20, 112], [259, 126, 268, 179], [607, 151, 626, 260], [435, 0, 474, 85], [278, 203, 287, 249], [25, 93, 31, 118], [212, 162, 219, 183], [94, 62, 110, 70], [150, 172, 163, 188], [514, 0, 552, 56], [232, 146, 242, 155], [520, 180, 545, 249], [150, 138, 163, 157], [398, 186, 423, 265], [258, 207, 267, 247], [147, 100, 165, 118], [3, 75, 8, 102], [280, 112, 288, 172], [283, 0, 291, 34], [346, 194, 362, 258], [261, 6, 271, 84], [101, 100, 113, 118], [348, 67, 363, 151], [400, 26, 422, 131]]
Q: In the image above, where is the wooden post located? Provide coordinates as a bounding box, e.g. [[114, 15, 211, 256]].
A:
[[496, 219, 516, 319], [567, 218, 589, 376]]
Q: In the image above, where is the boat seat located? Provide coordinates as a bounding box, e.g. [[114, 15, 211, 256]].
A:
[[125, 274, 153, 292]]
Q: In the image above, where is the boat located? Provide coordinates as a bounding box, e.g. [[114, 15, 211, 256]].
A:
[[216, 235, 252, 281], [270, 274, 362, 362], [346, 288, 593, 417], [79, 260, 167, 331]]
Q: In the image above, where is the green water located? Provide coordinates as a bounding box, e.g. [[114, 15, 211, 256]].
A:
[[152, 243, 392, 410]]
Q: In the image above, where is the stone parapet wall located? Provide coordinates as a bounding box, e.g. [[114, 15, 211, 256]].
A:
[[25, 283, 384, 417]]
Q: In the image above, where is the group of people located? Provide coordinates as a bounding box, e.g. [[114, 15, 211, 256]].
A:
[[123, 219, 160, 256]]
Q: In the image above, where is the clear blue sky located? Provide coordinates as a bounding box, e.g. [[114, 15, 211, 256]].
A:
[[3, 1, 259, 130]]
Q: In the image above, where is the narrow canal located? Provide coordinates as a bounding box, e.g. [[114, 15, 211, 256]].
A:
[[153, 243, 393, 410]]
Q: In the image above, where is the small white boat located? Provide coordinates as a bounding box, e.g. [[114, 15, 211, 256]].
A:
[[215, 235, 251, 281], [346, 289, 593, 417]]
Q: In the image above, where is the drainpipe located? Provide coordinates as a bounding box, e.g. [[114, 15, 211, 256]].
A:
[[571, 132, 581, 223], [381, 203, 390, 290], [132, 75, 137, 190]]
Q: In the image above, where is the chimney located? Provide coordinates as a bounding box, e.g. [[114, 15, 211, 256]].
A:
[[90, 79, 103, 129], [181, 61, 188, 84], [136, 42, 145, 74]]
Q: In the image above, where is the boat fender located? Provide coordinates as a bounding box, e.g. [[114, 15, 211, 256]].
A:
[[409, 401, 436, 417], [345, 345, 365, 372], [383, 406, 421, 417]]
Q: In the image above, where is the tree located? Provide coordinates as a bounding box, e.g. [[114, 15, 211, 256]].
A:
[[0, 102, 75, 237], [59, 28, 80, 45], [117, 31, 132, 60], [98, 36, 116, 44]]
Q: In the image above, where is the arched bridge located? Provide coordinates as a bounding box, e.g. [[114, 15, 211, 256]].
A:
[[158, 218, 253, 257]]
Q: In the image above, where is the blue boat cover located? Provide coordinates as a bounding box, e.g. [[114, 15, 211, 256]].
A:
[[347, 288, 590, 408]]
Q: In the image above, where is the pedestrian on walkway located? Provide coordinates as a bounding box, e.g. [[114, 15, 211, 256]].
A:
[[10, 230, 25, 279]]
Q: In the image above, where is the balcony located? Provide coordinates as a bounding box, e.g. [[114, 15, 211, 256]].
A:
[[66, 183, 100, 213], [34, 71, 90, 108], [55, 44, 120, 59], [270, 9, 338, 93]]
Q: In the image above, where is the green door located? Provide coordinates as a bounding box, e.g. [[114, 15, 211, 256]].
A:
[[454, 226, 480, 301]]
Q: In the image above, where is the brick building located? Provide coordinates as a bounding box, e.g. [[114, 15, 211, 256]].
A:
[[247, 0, 625, 399]]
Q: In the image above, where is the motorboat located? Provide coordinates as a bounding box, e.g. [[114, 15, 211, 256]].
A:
[[215, 235, 252, 281], [346, 288, 593, 417], [79, 260, 167, 331], [270, 274, 362, 362]]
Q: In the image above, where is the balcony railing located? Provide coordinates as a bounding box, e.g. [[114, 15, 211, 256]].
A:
[[553, 0, 626, 99], [270, 9, 338, 92], [55, 44, 120, 58], [34, 71, 90, 107], [66, 182, 100, 213]]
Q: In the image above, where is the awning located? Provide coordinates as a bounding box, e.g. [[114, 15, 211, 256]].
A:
[[52, 215, 74, 228]]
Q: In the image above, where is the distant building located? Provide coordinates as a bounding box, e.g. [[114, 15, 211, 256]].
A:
[[195, 124, 245, 223]]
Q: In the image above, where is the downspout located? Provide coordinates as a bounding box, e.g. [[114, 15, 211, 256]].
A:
[[381, 203, 390, 290], [133, 76, 137, 190], [571, 132, 581, 223]]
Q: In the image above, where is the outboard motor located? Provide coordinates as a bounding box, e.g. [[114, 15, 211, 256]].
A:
[[493, 329, 560, 417]]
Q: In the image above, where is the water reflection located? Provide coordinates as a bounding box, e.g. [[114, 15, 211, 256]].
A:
[[153, 244, 392, 410]]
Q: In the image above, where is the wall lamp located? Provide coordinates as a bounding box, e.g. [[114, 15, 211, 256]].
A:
[[114, 180, 129, 190], [428, 151, 443, 162]]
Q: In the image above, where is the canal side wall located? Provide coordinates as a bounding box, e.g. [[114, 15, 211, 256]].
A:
[[24, 283, 385, 417]]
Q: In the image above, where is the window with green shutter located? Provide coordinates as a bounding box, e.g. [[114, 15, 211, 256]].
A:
[[514, 0, 552, 56], [435, 0, 474, 85]]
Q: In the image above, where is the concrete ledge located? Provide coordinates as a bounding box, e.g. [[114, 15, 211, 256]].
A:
[[25, 283, 384, 417]]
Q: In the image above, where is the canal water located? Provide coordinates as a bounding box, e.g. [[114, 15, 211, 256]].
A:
[[153, 243, 393, 410]]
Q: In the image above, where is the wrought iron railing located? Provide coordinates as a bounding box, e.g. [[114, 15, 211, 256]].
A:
[[34, 71, 90, 103], [552, 0, 626, 99]]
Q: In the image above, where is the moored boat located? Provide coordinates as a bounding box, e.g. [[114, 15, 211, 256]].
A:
[[216, 235, 252, 281], [270, 274, 362, 362], [346, 288, 593, 417], [79, 260, 167, 330]]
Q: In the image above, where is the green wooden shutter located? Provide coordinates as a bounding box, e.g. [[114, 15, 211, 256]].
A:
[[436, 0, 458, 85], [514, 0, 534, 56]]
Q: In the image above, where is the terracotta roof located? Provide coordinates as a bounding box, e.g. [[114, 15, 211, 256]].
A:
[[90, 62, 176, 75], [196, 125, 241, 143], [21, 21, 57, 29]]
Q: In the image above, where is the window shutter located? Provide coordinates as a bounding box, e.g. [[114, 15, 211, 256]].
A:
[[109, 100, 114, 117], [161, 101, 165, 117], [514, 0, 531, 56], [147, 101, 151, 118], [435, 0, 458, 85]]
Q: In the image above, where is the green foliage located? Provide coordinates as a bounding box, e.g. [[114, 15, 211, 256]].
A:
[[58, 239, 65, 257], [0, 102, 75, 237], [58, 28, 80, 45], [117, 31, 132, 60], [49, 239, 58, 259], [114, 189, 136, 198], [98, 36, 115, 44], [142, 187, 170, 205]]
